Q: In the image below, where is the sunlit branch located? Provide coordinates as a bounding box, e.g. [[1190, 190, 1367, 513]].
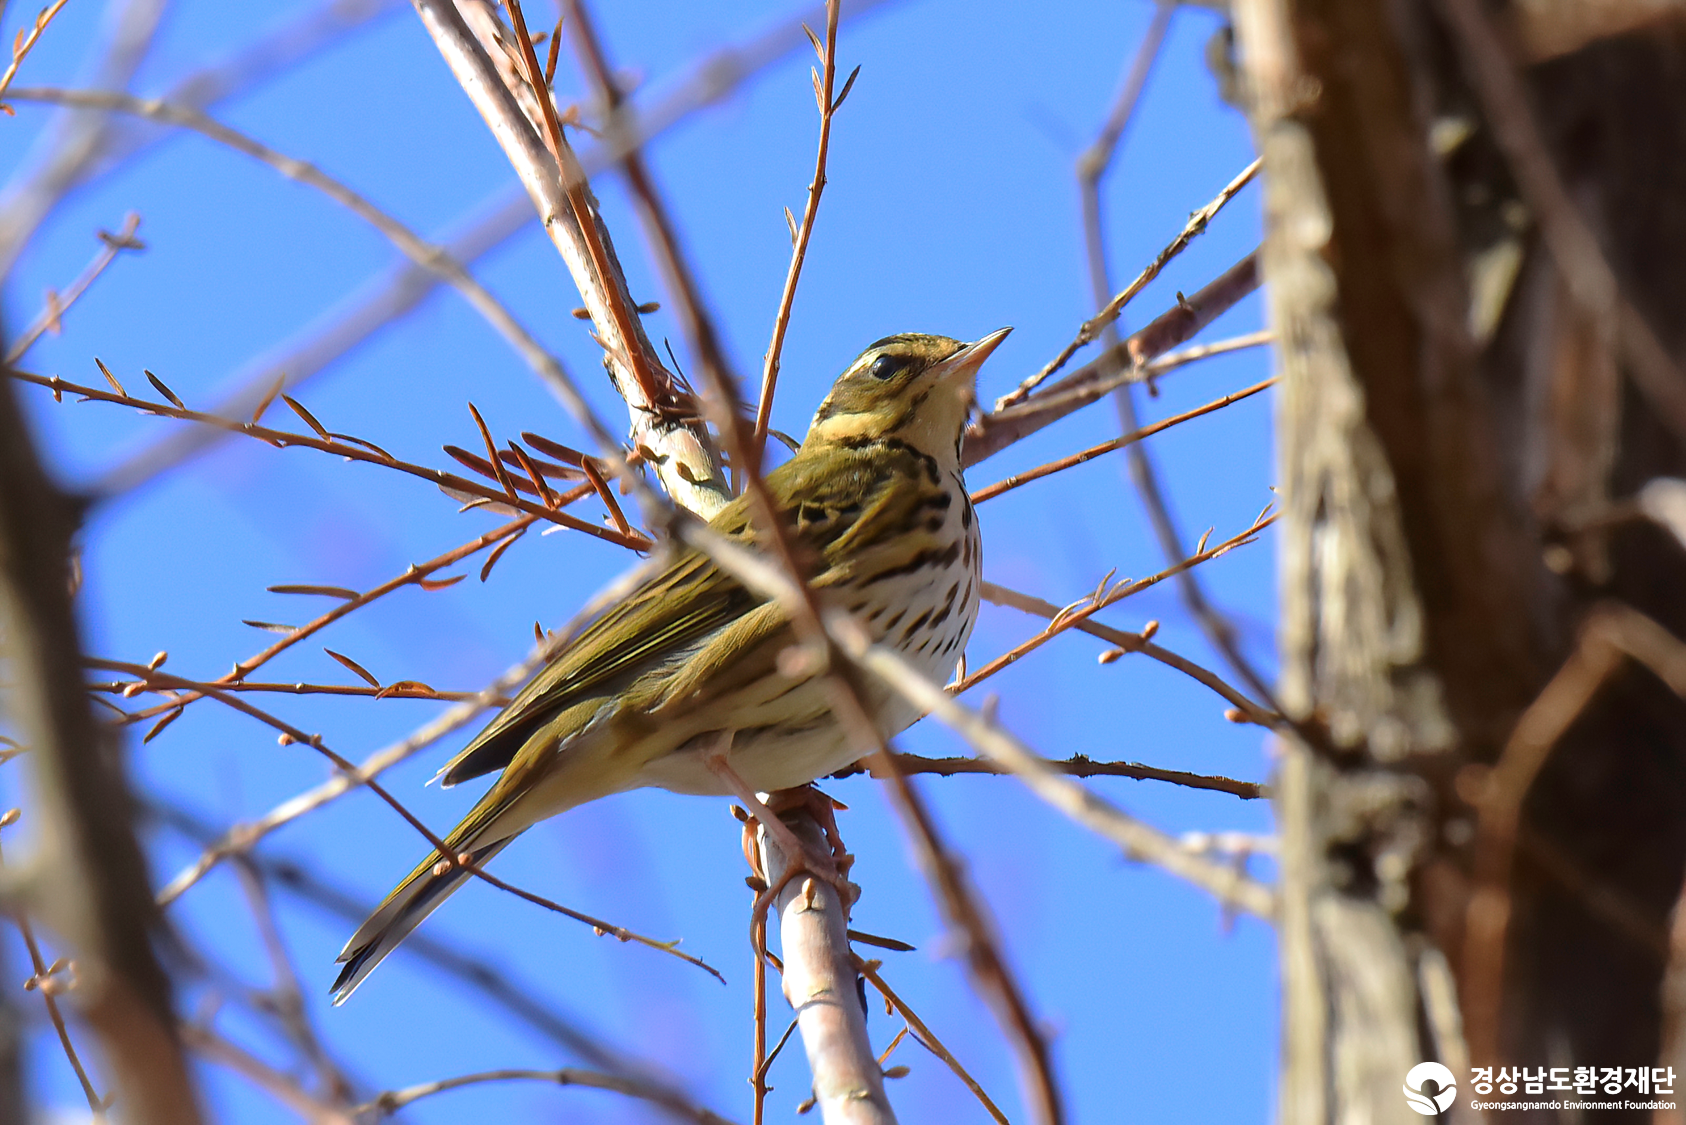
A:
[[953, 511, 1276, 695], [999, 158, 1261, 407], [6, 212, 144, 363], [971, 377, 1273, 503]]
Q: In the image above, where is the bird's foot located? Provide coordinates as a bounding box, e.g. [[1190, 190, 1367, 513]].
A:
[[763, 784, 855, 885], [706, 734, 856, 905]]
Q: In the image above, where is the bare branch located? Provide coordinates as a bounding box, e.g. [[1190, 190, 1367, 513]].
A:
[[6, 365, 647, 545], [755, 809, 894, 1123], [0, 0, 72, 109], [752, 0, 848, 464], [856, 959, 1009, 1125], [147, 798, 731, 1123], [410, 0, 729, 514], [7, 212, 144, 364], [156, 547, 664, 902], [874, 752, 1267, 800], [231, 859, 356, 1110], [102, 2, 867, 495], [98, 185, 532, 494], [0, 830, 105, 1115], [998, 158, 1261, 408], [1074, 2, 1176, 197], [5, 86, 637, 488], [112, 515, 539, 731], [108, 657, 721, 981], [954, 511, 1275, 694], [93, 677, 498, 704], [979, 579, 1279, 726], [356, 1066, 734, 1122], [844, 634, 1277, 921], [181, 1024, 353, 1122], [964, 251, 1262, 467], [566, 0, 742, 420], [971, 376, 1273, 503], [0, 0, 401, 278]]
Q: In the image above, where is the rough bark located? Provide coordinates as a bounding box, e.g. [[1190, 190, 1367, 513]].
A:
[[1232, 0, 1686, 1119]]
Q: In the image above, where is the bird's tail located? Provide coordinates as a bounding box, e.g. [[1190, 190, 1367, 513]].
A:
[[330, 832, 517, 1004]]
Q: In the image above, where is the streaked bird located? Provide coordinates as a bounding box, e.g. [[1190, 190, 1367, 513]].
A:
[[332, 328, 1010, 1002]]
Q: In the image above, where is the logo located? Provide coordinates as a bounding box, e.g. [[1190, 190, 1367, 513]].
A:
[[1404, 1062, 1458, 1116]]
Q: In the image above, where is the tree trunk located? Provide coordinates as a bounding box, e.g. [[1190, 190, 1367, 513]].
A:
[[1232, 0, 1686, 1119]]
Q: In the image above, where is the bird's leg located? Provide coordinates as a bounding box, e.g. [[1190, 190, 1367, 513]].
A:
[[706, 732, 846, 889], [764, 786, 854, 885]]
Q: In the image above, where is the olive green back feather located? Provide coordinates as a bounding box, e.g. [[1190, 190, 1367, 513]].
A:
[[436, 437, 948, 788]]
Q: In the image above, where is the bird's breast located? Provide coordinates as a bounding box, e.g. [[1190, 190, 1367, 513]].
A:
[[840, 469, 981, 695]]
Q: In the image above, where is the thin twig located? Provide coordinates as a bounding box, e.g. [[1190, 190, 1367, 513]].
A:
[[114, 514, 540, 729], [147, 798, 732, 1123], [155, 550, 663, 904], [6, 212, 145, 363], [980, 578, 1278, 726], [844, 633, 1278, 921], [873, 752, 1267, 800], [356, 1066, 735, 1122], [0, 0, 404, 279], [964, 252, 1262, 466], [0, 0, 70, 108], [409, 0, 727, 515], [856, 958, 1009, 1125], [1063, 42, 1281, 722], [999, 158, 1261, 407], [751, 0, 850, 465], [96, 186, 533, 495], [953, 511, 1277, 694], [566, 0, 741, 417], [5, 365, 645, 546], [503, 0, 671, 417], [231, 859, 355, 1109], [0, 827, 106, 1116], [971, 376, 1274, 503], [182, 1025, 349, 1124], [105, 658, 722, 977], [4, 85, 636, 488], [92, 678, 499, 703], [1074, 1, 1175, 201], [103, 0, 864, 496]]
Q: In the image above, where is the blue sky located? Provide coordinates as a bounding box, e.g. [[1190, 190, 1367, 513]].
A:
[[2, 0, 1277, 1120]]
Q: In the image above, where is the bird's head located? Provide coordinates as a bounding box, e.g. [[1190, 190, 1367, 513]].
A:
[[803, 328, 1012, 464]]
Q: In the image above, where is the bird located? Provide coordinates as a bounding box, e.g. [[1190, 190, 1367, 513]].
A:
[[331, 328, 1010, 1003]]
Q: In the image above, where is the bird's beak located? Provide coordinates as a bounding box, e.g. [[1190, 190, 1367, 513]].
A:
[[929, 327, 1013, 386]]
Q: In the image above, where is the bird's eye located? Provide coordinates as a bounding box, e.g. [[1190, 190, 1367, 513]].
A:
[[867, 354, 905, 381]]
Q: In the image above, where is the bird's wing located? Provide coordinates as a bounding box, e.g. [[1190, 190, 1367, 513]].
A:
[[438, 452, 900, 787], [436, 544, 756, 785]]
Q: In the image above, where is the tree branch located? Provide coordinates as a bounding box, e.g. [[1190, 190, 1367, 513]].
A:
[[963, 250, 1261, 467], [410, 0, 729, 514]]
